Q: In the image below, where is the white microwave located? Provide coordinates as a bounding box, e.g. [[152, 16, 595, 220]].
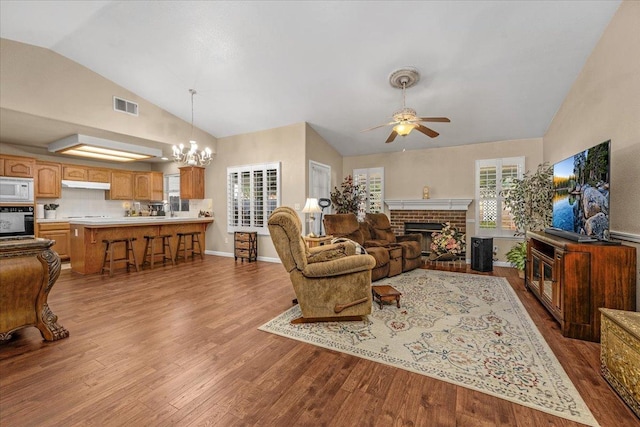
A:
[[0, 177, 35, 203]]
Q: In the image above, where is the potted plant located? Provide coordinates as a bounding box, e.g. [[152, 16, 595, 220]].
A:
[[44, 204, 59, 219], [505, 241, 527, 277], [430, 222, 466, 260], [501, 162, 553, 277], [330, 175, 366, 218]]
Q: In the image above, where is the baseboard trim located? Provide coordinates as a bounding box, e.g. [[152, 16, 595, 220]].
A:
[[610, 230, 640, 244], [205, 250, 281, 263]]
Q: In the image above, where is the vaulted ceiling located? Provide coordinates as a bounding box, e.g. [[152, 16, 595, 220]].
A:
[[0, 1, 620, 156]]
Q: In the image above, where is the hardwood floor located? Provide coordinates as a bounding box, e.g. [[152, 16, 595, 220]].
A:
[[1, 256, 638, 426]]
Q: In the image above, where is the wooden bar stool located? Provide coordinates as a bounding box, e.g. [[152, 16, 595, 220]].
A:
[[142, 234, 175, 269], [101, 238, 139, 277], [175, 232, 203, 263]]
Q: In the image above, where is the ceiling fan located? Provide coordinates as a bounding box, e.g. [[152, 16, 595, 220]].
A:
[[362, 67, 450, 143]]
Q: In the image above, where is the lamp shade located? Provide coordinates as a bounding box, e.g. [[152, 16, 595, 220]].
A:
[[302, 198, 321, 214], [393, 122, 416, 136]]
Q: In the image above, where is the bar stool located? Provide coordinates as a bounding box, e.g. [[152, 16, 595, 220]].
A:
[[101, 238, 139, 277], [142, 234, 175, 269], [175, 231, 203, 263]]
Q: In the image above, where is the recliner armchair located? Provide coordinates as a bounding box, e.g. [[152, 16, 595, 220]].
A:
[[323, 213, 391, 281], [268, 207, 376, 322], [365, 213, 423, 272]]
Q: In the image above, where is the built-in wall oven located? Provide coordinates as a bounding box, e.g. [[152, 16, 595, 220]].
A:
[[0, 206, 35, 237]]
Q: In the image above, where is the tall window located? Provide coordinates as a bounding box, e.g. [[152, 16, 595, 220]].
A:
[[475, 157, 524, 237], [353, 167, 384, 214], [227, 162, 280, 234], [164, 174, 189, 213]]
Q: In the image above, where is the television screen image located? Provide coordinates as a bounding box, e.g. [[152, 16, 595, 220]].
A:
[[551, 140, 611, 240]]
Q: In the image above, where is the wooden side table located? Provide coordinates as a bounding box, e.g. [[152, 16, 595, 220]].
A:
[[372, 285, 402, 309], [304, 235, 333, 248], [234, 231, 257, 262]]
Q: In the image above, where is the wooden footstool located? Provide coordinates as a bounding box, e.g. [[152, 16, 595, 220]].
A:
[[372, 285, 402, 309]]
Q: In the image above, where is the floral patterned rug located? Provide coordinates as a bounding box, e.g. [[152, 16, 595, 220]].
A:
[[259, 269, 599, 426]]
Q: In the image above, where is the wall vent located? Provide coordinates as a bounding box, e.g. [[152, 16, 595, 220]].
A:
[[113, 96, 138, 116]]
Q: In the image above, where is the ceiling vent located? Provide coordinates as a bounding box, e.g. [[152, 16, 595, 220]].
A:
[[113, 96, 138, 116]]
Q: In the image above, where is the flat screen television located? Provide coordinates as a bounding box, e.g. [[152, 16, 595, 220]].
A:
[[551, 140, 611, 240]]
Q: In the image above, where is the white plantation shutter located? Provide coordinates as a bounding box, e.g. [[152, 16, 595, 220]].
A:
[[475, 157, 524, 237], [353, 167, 384, 214], [227, 162, 280, 234]]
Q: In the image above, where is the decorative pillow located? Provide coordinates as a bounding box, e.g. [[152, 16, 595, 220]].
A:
[[331, 237, 367, 255]]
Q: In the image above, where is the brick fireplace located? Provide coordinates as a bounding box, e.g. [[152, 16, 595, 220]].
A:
[[385, 199, 472, 257]]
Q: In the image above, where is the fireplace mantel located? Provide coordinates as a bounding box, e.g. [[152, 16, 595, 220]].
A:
[[384, 199, 472, 211]]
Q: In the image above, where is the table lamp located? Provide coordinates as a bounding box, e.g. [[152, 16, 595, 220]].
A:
[[302, 198, 322, 236]]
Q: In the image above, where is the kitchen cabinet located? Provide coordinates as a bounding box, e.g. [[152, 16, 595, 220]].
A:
[[88, 168, 110, 183], [62, 165, 110, 183], [132, 172, 164, 201], [151, 172, 164, 201], [0, 155, 35, 177], [179, 166, 204, 199], [37, 222, 71, 261], [133, 172, 152, 200], [107, 171, 133, 200], [62, 165, 88, 181], [35, 162, 61, 198], [0, 158, 4, 176]]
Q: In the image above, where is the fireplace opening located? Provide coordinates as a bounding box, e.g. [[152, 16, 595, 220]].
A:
[[404, 222, 443, 256]]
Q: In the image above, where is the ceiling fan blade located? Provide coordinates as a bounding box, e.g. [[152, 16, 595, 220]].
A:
[[360, 121, 396, 132], [417, 117, 451, 123], [385, 130, 398, 143], [415, 124, 439, 138]]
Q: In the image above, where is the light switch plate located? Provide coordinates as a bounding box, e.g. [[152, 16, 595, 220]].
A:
[[294, 203, 300, 210]]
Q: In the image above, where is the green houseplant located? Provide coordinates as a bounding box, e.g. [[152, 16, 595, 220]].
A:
[[501, 163, 553, 276], [44, 203, 59, 219], [330, 175, 365, 217]]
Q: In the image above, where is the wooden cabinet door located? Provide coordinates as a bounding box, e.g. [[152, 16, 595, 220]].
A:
[[133, 173, 152, 200], [0, 158, 4, 176], [179, 166, 204, 199], [3, 157, 35, 177], [108, 171, 133, 200], [35, 162, 61, 198], [62, 165, 88, 181], [151, 172, 164, 201], [88, 168, 110, 183], [38, 223, 70, 260]]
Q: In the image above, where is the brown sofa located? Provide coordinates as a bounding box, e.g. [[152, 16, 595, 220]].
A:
[[323, 213, 390, 281], [365, 213, 423, 272], [268, 207, 376, 321]]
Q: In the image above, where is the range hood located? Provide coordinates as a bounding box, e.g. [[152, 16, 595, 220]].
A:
[[62, 180, 111, 190]]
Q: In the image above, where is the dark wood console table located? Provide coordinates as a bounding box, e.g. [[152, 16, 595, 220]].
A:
[[525, 231, 636, 342], [0, 237, 69, 341]]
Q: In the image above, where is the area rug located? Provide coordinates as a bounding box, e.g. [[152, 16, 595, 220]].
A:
[[259, 269, 599, 426]]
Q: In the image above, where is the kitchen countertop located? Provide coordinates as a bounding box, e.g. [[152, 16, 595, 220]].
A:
[[68, 216, 214, 227]]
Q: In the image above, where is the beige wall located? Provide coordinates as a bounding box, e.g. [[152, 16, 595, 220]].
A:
[[543, 1, 640, 307], [305, 123, 343, 191], [0, 38, 216, 154], [208, 123, 307, 259], [343, 138, 544, 260]]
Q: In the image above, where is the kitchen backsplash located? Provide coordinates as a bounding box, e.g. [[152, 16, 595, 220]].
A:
[[37, 188, 212, 219]]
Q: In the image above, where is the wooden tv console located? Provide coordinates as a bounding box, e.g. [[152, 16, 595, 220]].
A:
[[525, 231, 636, 342]]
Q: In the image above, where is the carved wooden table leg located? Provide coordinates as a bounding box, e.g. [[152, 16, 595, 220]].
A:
[[0, 237, 69, 342]]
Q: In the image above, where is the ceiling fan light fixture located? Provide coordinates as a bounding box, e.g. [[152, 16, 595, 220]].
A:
[[393, 122, 416, 136]]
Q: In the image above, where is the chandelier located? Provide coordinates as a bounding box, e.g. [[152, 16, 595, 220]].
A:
[[172, 89, 213, 167]]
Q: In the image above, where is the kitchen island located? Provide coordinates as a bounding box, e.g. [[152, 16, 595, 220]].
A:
[[69, 216, 214, 274]]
